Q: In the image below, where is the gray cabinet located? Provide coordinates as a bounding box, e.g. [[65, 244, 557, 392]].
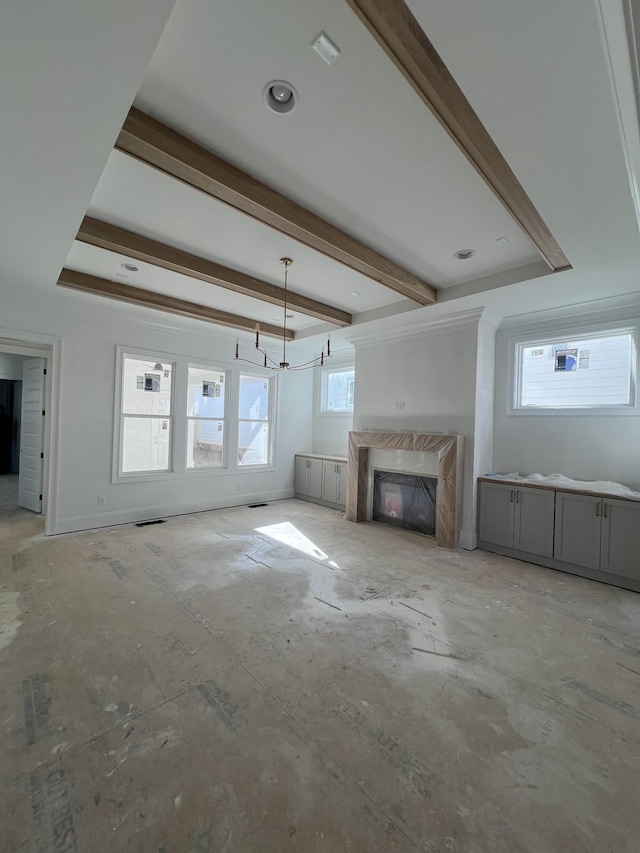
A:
[[554, 492, 601, 570], [478, 479, 640, 592], [479, 482, 555, 558], [555, 492, 640, 581], [295, 455, 347, 509], [321, 461, 346, 505], [295, 456, 323, 500]]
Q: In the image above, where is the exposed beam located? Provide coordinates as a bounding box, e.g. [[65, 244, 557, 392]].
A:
[[116, 107, 438, 305], [57, 268, 293, 340], [77, 216, 351, 327], [345, 0, 571, 273]]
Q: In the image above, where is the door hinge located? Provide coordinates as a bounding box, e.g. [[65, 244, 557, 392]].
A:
[[42, 410, 45, 416], [43, 368, 47, 375], [39, 494, 42, 501], [40, 452, 44, 459]]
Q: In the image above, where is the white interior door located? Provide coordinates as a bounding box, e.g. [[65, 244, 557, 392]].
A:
[[18, 357, 46, 513]]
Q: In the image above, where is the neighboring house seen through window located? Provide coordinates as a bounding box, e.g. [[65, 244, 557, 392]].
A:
[[514, 329, 635, 409]]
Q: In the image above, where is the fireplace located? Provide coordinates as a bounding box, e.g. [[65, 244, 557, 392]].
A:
[[372, 470, 437, 536], [346, 431, 461, 549]]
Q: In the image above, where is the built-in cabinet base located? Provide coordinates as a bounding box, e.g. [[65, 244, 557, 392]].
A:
[[295, 454, 347, 511], [478, 479, 640, 593]]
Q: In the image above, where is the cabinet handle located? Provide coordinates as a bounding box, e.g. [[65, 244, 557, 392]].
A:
[[336, 465, 340, 473], [603, 503, 608, 519], [515, 491, 520, 503], [595, 503, 600, 517], [510, 490, 514, 503], [307, 460, 311, 469]]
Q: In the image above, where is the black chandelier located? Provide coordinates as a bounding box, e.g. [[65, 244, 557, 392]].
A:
[[234, 258, 331, 370]]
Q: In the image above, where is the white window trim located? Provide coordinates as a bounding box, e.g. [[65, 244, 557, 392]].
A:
[[319, 364, 356, 415], [113, 349, 278, 483], [508, 321, 639, 416], [114, 347, 177, 482]]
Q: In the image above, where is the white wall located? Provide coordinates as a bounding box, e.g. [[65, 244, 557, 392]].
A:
[[3, 283, 314, 533], [350, 309, 493, 548], [312, 352, 354, 457], [493, 302, 640, 489]]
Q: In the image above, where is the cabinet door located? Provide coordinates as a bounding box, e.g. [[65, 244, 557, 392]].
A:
[[554, 492, 601, 570], [478, 482, 515, 548], [308, 459, 323, 500], [295, 456, 310, 496], [513, 487, 555, 558], [336, 463, 347, 507], [321, 462, 339, 503], [600, 499, 640, 580]]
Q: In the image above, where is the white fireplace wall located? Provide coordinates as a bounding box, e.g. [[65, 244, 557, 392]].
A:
[[369, 448, 439, 477], [349, 308, 495, 549]]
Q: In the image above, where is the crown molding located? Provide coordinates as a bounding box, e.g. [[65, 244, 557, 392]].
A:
[[346, 307, 487, 349]]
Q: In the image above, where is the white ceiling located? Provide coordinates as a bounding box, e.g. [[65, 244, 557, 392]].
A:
[[4, 0, 640, 347]]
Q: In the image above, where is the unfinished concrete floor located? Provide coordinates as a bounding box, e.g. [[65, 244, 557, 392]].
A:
[[1, 474, 639, 852]]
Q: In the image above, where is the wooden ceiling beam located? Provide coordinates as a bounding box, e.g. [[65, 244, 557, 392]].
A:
[[57, 268, 293, 340], [77, 216, 351, 327], [115, 107, 437, 305], [345, 0, 571, 272]]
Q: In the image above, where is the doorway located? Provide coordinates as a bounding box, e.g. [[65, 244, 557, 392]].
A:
[[0, 332, 60, 533]]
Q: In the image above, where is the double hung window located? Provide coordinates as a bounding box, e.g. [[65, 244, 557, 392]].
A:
[[238, 374, 272, 466], [186, 365, 226, 468], [120, 356, 173, 473]]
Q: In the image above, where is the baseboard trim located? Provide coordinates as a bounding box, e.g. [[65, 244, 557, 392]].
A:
[[52, 489, 294, 535]]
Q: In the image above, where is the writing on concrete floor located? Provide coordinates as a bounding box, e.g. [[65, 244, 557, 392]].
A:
[[108, 560, 129, 580], [333, 700, 436, 798], [23, 674, 52, 744], [162, 631, 195, 661], [198, 679, 239, 731], [30, 768, 78, 853]]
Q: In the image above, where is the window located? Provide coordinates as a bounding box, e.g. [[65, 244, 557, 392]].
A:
[[120, 356, 173, 473], [238, 374, 271, 466], [322, 367, 355, 412], [514, 330, 635, 410], [186, 365, 226, 468]]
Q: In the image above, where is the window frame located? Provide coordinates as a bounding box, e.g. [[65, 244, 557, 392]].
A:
[[115, 349, 177, 480], [237, 372, 275, 468], [185, 363, 229, 471], [509, 324, 638, 416], [320, 365, 356, 414]]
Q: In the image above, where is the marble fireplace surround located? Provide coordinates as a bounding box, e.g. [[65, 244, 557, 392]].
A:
[[346, 431, 461, 549]]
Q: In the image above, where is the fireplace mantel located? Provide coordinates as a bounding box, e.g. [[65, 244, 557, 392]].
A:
[[346, 431, 461, 549]]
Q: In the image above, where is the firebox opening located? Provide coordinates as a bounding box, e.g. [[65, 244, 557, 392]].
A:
[[372, 469, 437, 537]]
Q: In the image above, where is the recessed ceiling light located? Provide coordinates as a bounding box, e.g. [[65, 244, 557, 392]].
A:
[[454, 249, 475, 260], [121, 262, 139, 272], [263, 80, 298, 114], [312, 32, 341, 65], [350, 290, 360, 297]]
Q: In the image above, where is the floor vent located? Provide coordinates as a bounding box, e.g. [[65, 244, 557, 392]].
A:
[[135, 519, 166, 527], [247, 503, 268, 508]]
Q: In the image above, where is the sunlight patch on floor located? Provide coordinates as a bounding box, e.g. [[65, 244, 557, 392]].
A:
[[254, 521, 339, 567]]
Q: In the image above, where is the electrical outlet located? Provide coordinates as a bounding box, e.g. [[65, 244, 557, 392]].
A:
[[394, 401, 405, 412], [98, 496, 106, 507]]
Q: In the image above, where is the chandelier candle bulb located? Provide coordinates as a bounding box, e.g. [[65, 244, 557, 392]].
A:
[[255, 324, 260, 348]]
